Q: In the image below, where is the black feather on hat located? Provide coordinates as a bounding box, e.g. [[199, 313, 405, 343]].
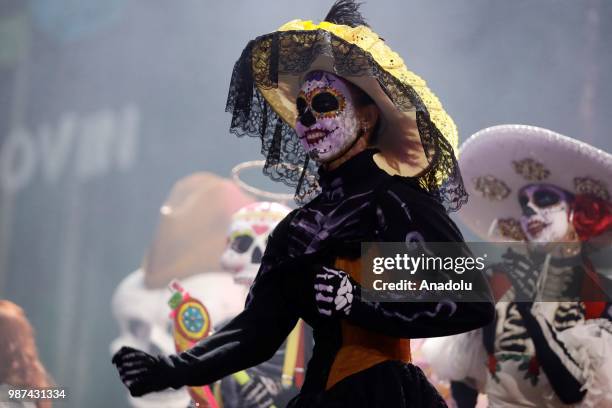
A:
[[324, 0, 369, 27]]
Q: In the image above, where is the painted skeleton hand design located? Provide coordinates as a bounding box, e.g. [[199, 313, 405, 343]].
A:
[[314, 266, 354, 317], [500, 248, 540, 301]]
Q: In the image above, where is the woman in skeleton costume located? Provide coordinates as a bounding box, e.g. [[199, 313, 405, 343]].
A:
[[112, 1, 494, 407], [449, 125, 612, 407]]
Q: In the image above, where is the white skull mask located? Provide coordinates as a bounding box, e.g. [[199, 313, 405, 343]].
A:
[[221, 202, 291, 285], [111, 270, 247, 407], [518, 183, 573, 243]]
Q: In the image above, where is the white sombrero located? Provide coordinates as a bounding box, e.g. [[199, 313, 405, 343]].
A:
[[458, 125, 612, 241]]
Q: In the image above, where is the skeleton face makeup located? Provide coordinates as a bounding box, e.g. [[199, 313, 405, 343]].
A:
[[295, 71, 361, 163], [518, 183, 573, 243]]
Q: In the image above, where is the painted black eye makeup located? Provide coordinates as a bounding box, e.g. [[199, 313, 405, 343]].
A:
[[296, 97, 308, 116], [518, 194, 529, 209], [312, 92, 340, 113], [533, 189, 561, 207]]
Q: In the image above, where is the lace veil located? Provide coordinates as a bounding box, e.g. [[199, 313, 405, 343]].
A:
[[225, 0, 467, 211]]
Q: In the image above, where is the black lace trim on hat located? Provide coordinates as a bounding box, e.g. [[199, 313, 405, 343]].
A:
[[225, 29, 467, 211]]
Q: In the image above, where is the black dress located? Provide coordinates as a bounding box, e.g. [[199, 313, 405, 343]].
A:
[[166, 149, 494, 407]]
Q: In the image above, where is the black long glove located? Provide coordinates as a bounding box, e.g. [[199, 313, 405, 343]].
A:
[[112, 346, 180, 397]]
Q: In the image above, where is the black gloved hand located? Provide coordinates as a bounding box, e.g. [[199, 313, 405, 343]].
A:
[[111, 346, 176, 397]]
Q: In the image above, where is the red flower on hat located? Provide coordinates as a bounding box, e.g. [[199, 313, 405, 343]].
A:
[[571, 194, 612, 241]]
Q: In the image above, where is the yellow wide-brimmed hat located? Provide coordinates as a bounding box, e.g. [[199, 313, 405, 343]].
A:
[[226, 0, 465, 210]]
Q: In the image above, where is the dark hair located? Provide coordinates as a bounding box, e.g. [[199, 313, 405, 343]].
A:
[[347, 82, 381, 144], [355, 89, 375, 107]]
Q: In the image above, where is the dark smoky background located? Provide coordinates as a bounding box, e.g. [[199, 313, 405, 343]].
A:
[[0, 0, 610, 406]]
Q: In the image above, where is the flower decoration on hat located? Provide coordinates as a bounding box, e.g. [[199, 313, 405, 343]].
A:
[[458, 125, 612, 243]]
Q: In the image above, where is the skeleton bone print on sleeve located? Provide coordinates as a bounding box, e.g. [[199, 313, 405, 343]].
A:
[[302, 178, 494, 338]]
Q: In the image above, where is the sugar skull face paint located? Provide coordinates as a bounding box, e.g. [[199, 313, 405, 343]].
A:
[[295, 71, 360, 163], [518, 183, 573, 243]]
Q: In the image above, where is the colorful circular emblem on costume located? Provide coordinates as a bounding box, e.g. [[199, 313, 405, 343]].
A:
[[176, 300, 210, 341]]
